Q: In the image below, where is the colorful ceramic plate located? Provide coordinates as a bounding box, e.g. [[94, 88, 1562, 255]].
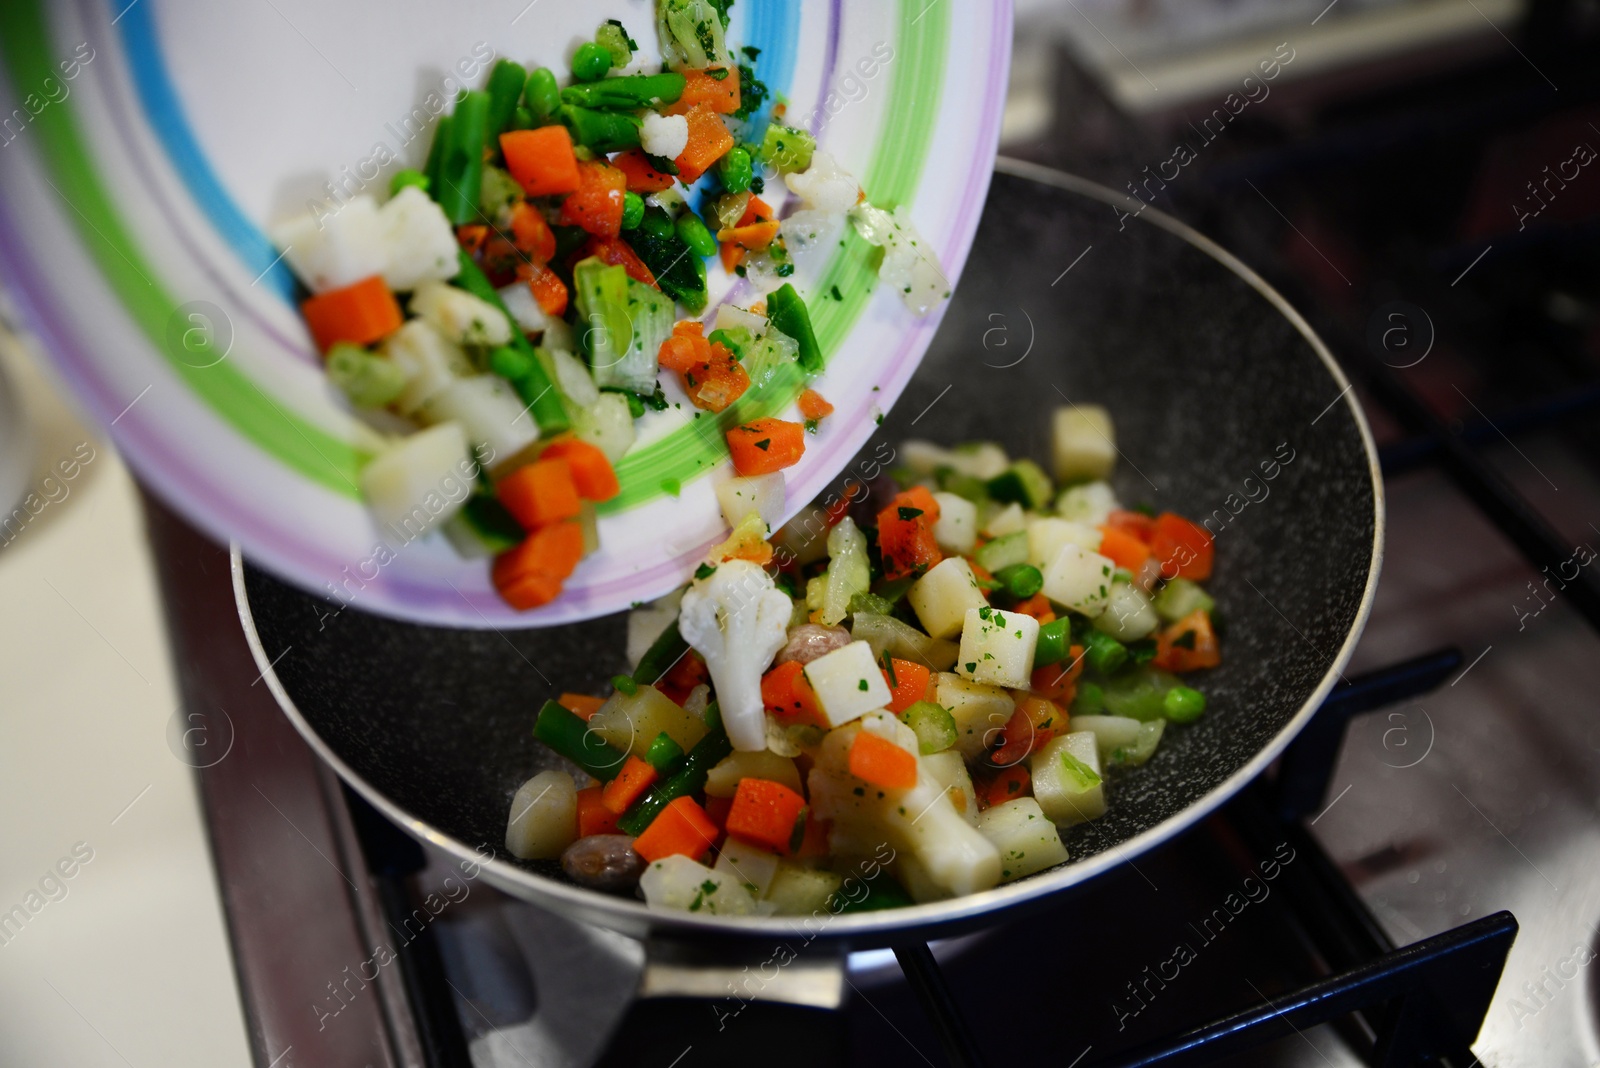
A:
[[0, 0, 1010, 625]]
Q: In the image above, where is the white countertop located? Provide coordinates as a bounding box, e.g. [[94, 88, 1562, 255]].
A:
[[0, 328, 251, 1066]]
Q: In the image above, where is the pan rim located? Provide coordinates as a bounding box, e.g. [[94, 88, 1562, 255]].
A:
[[232, 158, 1386, 943]]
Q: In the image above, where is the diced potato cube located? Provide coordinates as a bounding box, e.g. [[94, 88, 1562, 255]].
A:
[[803, 640, 893, 727], [977, 798, 1070, 882], [714, 837, 782, 898], [900, 440, 1008, 480], [934, 672, 1014, 760], [504, 770, 577, 859], [1031, 732, 1106, 827], [360, 421, 473, 537], [1093, 583, 1160, 641], [703, 750, 802, 797], [956, 607, 1040, 689], [715, 473, 786, 533], [907, 557, 989, 640], [588, 685, 709, 757], [640, 855, 757, 915], [1052, 404, 1116, 482], [1056, 481, 1119, 524], [1026, 516, 1102, 570], [1041, 544, 1117, 617], [765, 862, 843, 915], [410, 280, 512, 347], [930, 491, 977, 554], [983, 501, 1026, 537], [921, 750, 978, 826], [382, 318, 473, 416]]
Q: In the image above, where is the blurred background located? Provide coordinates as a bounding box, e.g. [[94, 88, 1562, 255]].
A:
[[3, 0, 1599, 1064]]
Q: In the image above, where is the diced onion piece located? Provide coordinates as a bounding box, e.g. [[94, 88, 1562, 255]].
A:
[[850, 612, 959, 672], [713, 837, 781, 899]]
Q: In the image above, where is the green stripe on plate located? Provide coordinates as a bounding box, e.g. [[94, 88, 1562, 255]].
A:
[[601, 0, 949, 513], [0, 0, 368, 497]]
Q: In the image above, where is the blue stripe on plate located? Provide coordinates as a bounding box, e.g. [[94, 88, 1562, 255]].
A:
[[114, 0, 297, 300], [742, 0, 801, 136]]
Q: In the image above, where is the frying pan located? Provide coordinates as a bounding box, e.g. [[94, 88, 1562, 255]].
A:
[[237, 160, 1383, 1064]]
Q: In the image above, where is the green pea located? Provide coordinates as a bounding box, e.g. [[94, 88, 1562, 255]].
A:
[[523, 67, 560, 123], [388, 168, 430, 196], [621, 191, 645, 230], [717, 145, 753, 194], [1163, 685, 1206, 723], [571, 42, 612, 83], [675, 212, 717, 257]]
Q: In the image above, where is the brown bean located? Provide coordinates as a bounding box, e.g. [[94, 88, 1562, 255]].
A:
[[776, 623, 851, 665], [561, 835, 645, 892]]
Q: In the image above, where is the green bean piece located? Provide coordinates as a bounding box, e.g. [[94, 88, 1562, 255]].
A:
[[325, 343, 406, 408], [621, 191, 645, 231], [560, 72, 685, 110], [533, 701, 627, 781], [423, 113, 452, 200], [717, 145, 753, 194], [1071, 681, 1106, 716], [1084, 628, 1128, 675], [523, 67, 561, 124], [632, 620, 688, 685], [995, 563, 1043, 600], [437, 91, 488, 225], [674, 212, 717, 257], [616, 720, 732, 835], [488, 345, 532, 382], [453, 253, 570, 434], [486, 59, 529, 139], [560, 104, 642, 153], [1033, 617, 1071, 667], [510, 105, 534, 131], [388, 168, 430, 197], [765, 283, 822, 372], [1163, 685, 1206, 724], [644, 731, 685, 773], [456, 494, 525, 553], [571, 41, 612, 83]]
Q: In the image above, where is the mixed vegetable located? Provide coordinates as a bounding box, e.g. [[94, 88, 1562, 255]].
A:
[[271, 3, 947, 610], [505, 405, 1223, 914]]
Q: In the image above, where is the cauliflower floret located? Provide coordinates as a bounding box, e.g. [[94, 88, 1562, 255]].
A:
[[677, 559, 792, 752], [808, 713, 1000, 900], [408, 280, 512, 348], [640, 112, 689, 159], [379, 186, 460, 291], [270, 195, 388, 294], [784, 151, 860, 213]]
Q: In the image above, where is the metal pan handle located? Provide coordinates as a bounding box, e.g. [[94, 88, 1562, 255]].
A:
[[593, 946, 848, 1067]]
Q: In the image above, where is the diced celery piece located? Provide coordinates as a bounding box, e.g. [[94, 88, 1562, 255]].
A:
[[1154, 578, 1216, 623], [974, 530, 1028, 574], [1109, 719, 1165, 767], [901, 700, 957, 754], [1101, 667, 1183, 722], [571, 257, 635, 388], [986, 459, 1053, 509]]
